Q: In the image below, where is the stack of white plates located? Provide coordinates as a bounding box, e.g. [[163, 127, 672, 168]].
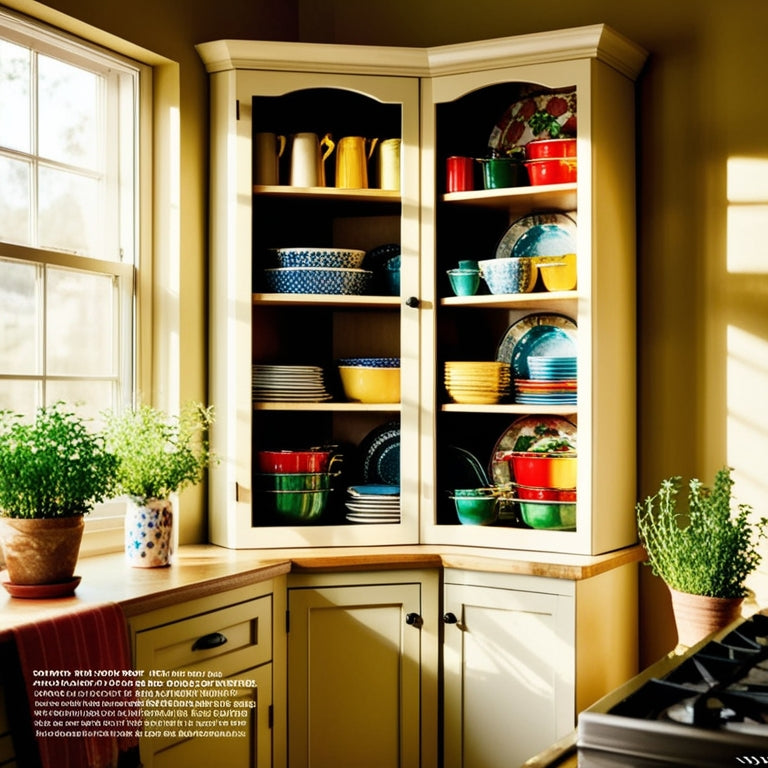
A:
[[444, 361, 511, 404], [345, 484, 400, 524], [252, 364, 332, 402]]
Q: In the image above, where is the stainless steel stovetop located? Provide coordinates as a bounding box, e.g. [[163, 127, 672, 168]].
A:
[[577, 612, 768, 767]]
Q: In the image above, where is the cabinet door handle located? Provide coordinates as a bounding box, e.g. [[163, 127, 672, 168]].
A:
[[405, 296, 420, 308], [405, 612, 423, 629], [192, 631, 228, 651], [443, 612, 458, 624]]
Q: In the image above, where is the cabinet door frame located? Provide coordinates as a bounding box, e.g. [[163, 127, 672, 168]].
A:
[[206, 63, 422, 549], [443, 572, 576, 768], [287, 569, 440, 768]]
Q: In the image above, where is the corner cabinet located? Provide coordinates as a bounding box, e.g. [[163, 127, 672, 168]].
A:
[[196, 26, 648, 555]]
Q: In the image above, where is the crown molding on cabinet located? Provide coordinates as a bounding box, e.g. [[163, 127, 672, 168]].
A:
[[196, 24, 648, 81]]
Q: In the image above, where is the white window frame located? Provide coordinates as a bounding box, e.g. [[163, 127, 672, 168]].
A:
[[0, 7, 155, 554]]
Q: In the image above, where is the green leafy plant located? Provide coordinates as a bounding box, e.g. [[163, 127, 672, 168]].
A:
[[103, 402, 215, 504], [636, 467, 768, 598], [0, 402, 118, 519]]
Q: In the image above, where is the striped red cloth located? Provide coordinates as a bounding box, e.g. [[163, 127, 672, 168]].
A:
[[11, 603, 141, 768]]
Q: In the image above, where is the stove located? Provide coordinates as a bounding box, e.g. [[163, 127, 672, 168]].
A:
[[577, 612, 768, 767]]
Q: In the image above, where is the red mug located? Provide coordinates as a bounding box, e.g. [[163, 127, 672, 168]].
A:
[[446, 156, 475, 192]]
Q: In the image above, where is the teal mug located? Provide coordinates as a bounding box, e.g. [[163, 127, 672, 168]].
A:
[[447, 268, 480, 296]]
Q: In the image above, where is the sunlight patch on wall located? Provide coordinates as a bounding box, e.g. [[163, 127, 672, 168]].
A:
[[726, 157, 768, 274], [727, 325, 768, 498]]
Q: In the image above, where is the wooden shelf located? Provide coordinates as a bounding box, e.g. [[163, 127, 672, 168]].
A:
[[442, 183, 577, 214], [253, 184, 401, 203], [253, 293, 400, 307]]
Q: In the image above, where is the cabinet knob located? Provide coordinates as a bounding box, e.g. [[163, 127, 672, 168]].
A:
[[443, 612, 458, 624], [192, 631, 228, 651], [405, 296, 420, 308], [405, 612, 423, 628]]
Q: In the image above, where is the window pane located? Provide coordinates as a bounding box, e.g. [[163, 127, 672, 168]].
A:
[[0, 258, 38, 373], [46, 267, 114, 376], [38, 165, 101, 255], [0, 39, 30, 153], [38, 54, 100, 170], [0, 155, 31, 245], [46, 379, 113, 421], [0, 379, 38, 414]]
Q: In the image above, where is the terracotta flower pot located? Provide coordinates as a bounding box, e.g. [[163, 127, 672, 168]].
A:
[[668, 585, 744, 649], [0, 516, 84, 585]]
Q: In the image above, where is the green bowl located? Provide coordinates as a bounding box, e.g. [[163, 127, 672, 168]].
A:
[[450, 491, 498, 525], [519, 500, 576, 530], [260, 488, 330, 522], [256, 472, 332, 492]]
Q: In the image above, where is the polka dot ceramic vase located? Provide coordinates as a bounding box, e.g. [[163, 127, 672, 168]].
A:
[[125, 498, 173, 567]]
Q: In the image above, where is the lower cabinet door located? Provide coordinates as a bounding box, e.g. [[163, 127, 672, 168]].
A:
[[287, 580, 424, 768], [150, 663, 272, 768], [443, 579, 575, 768]]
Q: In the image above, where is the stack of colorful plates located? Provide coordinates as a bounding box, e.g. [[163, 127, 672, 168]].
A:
[[515, 355, 577, 405], [252, 364, 332, 402], [444, 361, 511, 404], [345, 484, 400, 524]]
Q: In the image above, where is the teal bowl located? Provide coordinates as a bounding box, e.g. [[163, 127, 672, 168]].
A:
[[450, 490, 498, 525]]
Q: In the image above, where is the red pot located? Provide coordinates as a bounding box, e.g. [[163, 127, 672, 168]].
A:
[[525, 138, 577, 160], [524, 158, 577, 185], [515, 484, 577, 502], [256, 449, 340, 474], [508, 453, 577, 489]]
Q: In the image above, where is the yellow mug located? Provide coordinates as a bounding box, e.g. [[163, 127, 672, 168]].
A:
[[290, 132, 335, 188], [335, 136, 378, 189], [253, 132, 286, 186]]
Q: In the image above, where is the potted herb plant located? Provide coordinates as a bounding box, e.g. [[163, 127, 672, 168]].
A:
[[103, 402, 214, 568], [0, 402, 118, 589], [636, 466, 768, 647]]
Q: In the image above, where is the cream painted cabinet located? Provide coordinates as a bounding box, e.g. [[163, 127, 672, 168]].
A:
[[197, 26, 647, 557], [129, 579, 286, 768], [196, 40, 423, 550], [442, 566, 638, 767], [286, 570, 440, 768], [420, 29, 648, 555]]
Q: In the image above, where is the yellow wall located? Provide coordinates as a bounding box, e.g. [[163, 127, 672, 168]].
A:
[[11, 0, 768, 667]]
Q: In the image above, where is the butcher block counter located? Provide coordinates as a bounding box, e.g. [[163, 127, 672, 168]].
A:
[[0, 542, 644, 629]]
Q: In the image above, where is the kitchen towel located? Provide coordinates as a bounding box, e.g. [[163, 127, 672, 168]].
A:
[[10, 603, 142, 768]]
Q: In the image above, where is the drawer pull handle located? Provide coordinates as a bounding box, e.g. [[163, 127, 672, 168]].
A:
[[192, 632, 228, 651]]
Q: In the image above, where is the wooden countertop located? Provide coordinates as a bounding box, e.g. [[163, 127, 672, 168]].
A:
[[0, 542, 644, 630]]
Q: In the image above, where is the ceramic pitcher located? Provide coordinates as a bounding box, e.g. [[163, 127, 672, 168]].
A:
[[253, 131, 286, 185], [335, 136, 378, 189], [377, 137, 401, 190], [290, 132, 335, 187]]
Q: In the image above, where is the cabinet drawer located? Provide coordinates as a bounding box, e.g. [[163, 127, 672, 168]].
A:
[[135, 595, 272, 675]]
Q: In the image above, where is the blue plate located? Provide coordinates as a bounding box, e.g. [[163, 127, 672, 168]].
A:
[[510, 325, 577, 379], [494, 212, 576, 259], [511, 223, 576, 258], [358, 421, 400, 486]]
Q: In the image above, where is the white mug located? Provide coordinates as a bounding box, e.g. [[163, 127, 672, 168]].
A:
[[290, 132, 335, 187], [253, 132, 286, 186]]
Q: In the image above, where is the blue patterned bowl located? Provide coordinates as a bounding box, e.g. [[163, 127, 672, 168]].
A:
[[478, 257, 537, 294], [263, 267, 373, 295], [268, 247, 366, 269], [337, 357, 400, 368]]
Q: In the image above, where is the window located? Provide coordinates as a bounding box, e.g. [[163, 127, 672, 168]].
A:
[[0, 8, 139, 421]]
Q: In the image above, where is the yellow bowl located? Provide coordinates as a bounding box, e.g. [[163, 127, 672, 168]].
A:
[[535, 254, 577, 291], [338, 366, 400, 403]]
